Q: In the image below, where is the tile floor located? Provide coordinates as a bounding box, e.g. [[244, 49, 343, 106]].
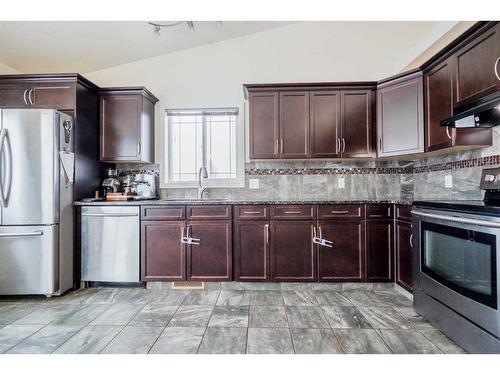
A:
[[0, 283, 465, 354]]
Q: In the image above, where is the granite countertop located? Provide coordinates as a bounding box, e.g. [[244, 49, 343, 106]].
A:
[[74, 198, 413, 206]]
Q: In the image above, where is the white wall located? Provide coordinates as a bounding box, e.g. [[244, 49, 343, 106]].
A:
[[0, 61, 20, 74], [84, 21, 451, 172]]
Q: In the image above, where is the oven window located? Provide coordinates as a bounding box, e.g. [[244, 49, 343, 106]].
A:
[[421, 222, 497, 309]]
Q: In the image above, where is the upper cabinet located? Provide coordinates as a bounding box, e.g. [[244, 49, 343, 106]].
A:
[[453, 22, 500, 107], [377, 72, 424, 157], [0, 79, 76, 109], [99, 87, 158, 163], [341, 90, 374, 157], [249, 92, 279, 159], [310, 91, 341, 157], [423, 22, 498, 152], [246, 84, 375, 160]]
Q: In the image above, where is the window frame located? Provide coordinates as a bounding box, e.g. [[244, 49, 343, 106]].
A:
[[162, 107, 245, 189]]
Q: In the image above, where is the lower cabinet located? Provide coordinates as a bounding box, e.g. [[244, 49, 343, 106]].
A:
[[140, 205, 232, 282], [271, 221, 317, 281], [395, 220, 413, 291], [234, 221, 270, 281], [187, 221, 232, 281], [318, 221, 365, 282], [366, 220, 394, 282], [141, 221, 186, 281]]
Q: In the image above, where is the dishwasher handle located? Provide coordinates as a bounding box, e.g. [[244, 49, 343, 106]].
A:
[[81, 213, 139, 217]]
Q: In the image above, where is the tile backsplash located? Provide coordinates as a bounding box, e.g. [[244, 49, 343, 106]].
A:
[[154, 127, 500, 202]]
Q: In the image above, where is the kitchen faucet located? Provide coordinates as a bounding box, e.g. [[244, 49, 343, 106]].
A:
[[198, 166, 208, 199]]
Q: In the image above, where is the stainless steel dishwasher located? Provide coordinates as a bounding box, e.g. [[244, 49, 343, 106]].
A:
[[81, 206, 140, 282]]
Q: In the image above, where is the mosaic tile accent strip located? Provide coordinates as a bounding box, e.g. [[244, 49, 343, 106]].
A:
[[245, 155, 500, 176]]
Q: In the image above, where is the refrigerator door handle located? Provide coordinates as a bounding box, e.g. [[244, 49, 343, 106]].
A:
[[0, 128, 12, 208], [0, 128, 7, 208], [0, 230, 44, 238]]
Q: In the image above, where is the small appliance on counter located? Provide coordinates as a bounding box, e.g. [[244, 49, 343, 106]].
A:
[[102, 168, 121, 195]]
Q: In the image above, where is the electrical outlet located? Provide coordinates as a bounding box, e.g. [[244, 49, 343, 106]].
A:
[[445, 174, 453, 188], [249, 178, 260, 189], [337, 177, 345, 189]]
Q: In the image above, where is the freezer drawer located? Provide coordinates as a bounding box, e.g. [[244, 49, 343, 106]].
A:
[[81, 206, 140, 282], [0, 225, 58, 295]]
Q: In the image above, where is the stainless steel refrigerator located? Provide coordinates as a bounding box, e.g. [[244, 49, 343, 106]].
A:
[[0, 109, 74, 296]]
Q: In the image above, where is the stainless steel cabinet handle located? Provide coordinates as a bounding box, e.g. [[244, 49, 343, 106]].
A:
[[137, 141, 141, 155], [81, 213, 139, 217], [379, 138, 382, 151], [342, 138, 346, 153], [337, 138, 341, 153], [265, 223, 269, 244], [409, 234, 413, 248], [275, 138, 279, 154], [318, 226, 322, 239], [28, 89, 34, 105], [23, 89, 28, 105], [446, 127, 452, 140], [495, 57, 500, 81], [0, 230, 43, 238], [312, 226, 317, 240], [284, 210, 302, 214], [330, 210, 349, 214], [412, 210, 500, 228], [243, 211, 261, 214], [280, 138, 283, 154]]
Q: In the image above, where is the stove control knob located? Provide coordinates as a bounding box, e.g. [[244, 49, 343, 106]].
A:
[[485, 174, 496, 182]]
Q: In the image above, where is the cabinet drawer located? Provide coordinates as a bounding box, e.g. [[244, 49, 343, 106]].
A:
[[396, 204, 413, 222], [366, 204, 393, 220], [187, 205, 232, 220], [318, 204, 364, 219], [141, 206, 185, 221], [234, 205, 269, 220], [270, 205, 316, 220]]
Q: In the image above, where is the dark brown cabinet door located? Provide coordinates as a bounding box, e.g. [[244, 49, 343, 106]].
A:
[[454, 23, 500, 107], [424, 59, 455, 151], [141, 221, 186, 281], [0, 84, 31, 108], [234, 221, 270, 281], [187, 221, 232, 281], [341, 90, 373, 157], [280, 91, 310, 158], [366, 220, 393, 282], [377, 74, 424, 156], [100, 94, 142, 162], [310, 91, 340, 157], [31, 83, 76, 109], [249, 92, 279, 159], [396, 221, 413, 291], [271, 221, 316, 281], [318, 221, 365, 282]]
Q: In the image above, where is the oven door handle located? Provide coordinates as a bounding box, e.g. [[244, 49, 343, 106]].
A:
[[411, 210, 500, 228]]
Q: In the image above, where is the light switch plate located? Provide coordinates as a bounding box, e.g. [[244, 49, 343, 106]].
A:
[[337, 177, 345, 189], [249, 178, 260, 189], [445, 174, 453, 188]]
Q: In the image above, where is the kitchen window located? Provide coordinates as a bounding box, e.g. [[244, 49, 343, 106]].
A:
[[164, 108, 244, 188]]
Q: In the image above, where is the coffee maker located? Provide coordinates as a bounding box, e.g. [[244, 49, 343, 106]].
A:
[[101, 168, 121, 195]]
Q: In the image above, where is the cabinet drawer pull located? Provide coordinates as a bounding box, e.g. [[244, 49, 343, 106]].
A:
[[337, 138, 340, 153], [28, 89, 34, 105], [280, 138, 283, 154], [265, 223, 269, 244], [369, 214, 385, 218], [242, 211, 261, 214], [342, 138, 346, 153], [446, 127, 452, 140], [284, 210, 302, 214], [23, 89, 28, 105], [495, 57, 500, 81], [330, 210, 349, 214], [409, 234, 413, 248], [275, 138, 279, 154]]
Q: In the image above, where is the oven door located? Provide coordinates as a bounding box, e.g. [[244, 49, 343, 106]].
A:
[[413, 209, 500, 337]]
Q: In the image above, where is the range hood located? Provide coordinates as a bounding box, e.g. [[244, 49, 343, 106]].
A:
[[440, 91, 500, 128]]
